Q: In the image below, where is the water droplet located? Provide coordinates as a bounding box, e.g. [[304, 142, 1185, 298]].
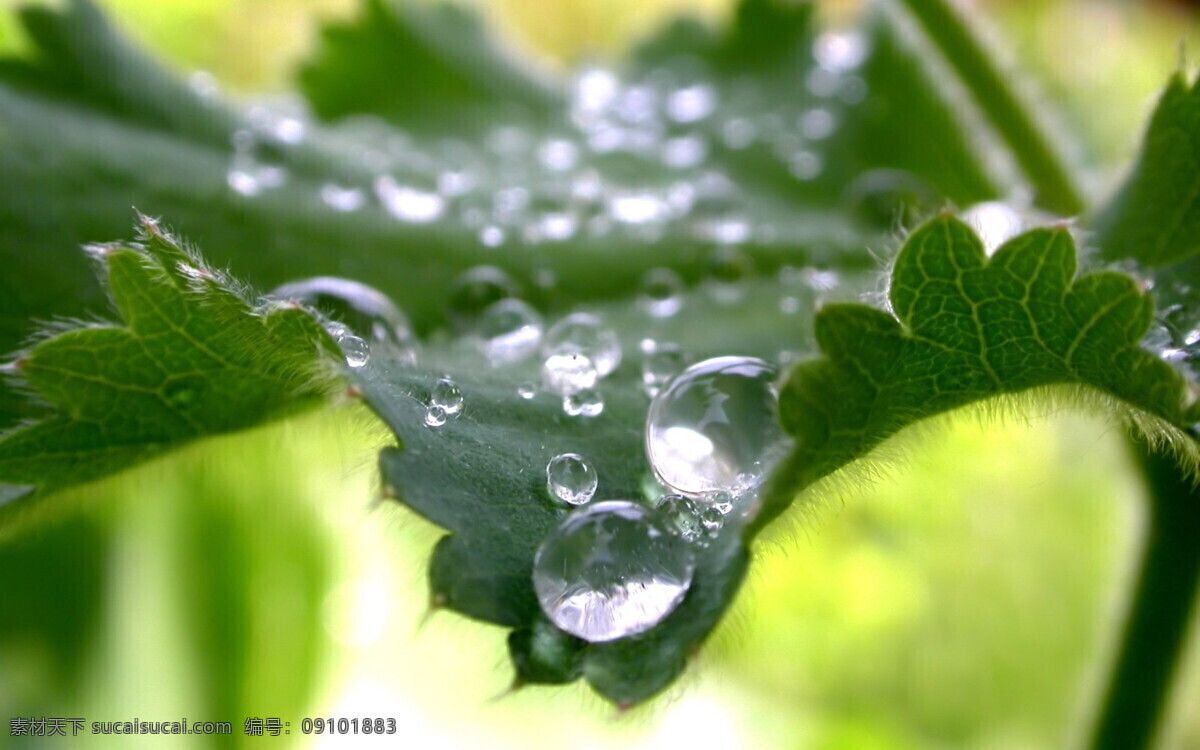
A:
[[661, 135, 708, 169], [543, 313, 622, 378], [339, 333, 370, 369], [429, 376, 464, 416], [424, 404, 448, 428], [646, 356, 786, 498], [447, 266, 521, 333], [960, 202, 1025, 255], [532, 500, 696, 642], [698, 506, 724, 537], [640, 268, 685, 318], [655, 494, 705, 544], [538, 138, 580, 172], [642, 342, 686, 397], [706, 246, 754, 303], [320, 183, 366, 212], [546, 453, 598, 506], [721, 118, 757, 150], [666, 84, 717, 124], [518, 381, 538, 399], [789, 151, 823, 181], [609, 192, 670, 225], [374, 176, 446, 223], [703, 491, 735, 516], [798, 108, 837, 141], [479, 225, 505, 247], [542, 352, 598, 396], [813, 30, 868, 72], [476, 299, 544, 364], [563, 388, 604, 418], [271, 276, 416, 351]]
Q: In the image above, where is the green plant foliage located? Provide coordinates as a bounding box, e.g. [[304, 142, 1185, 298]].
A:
[[1094, 71, 1200, 269], [760, 216, 1195, 530], [0, 216, 339, 498], [2, 0, 1199, 721]]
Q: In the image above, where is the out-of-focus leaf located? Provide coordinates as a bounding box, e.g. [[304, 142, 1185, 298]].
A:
[[0, 217, 339, 502], [1094, 72, 1200, 269]]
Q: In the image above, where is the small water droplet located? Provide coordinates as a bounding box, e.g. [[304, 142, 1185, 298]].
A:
[[424, 404, 448, 428], [339, 333, 370, 368], [698, 506, 724, 537], [655, 494, 705, 544], [448, 266, 521, 333], [320, 183, 366, 212], [642, 342, 686, 397], [798, 108, 837, 140], [430, 377, 464, 416], [543, 313, 622, 378], [646, 356, 786, 498], [706, 246, 754, 304], [661, 135, 708, 169], [518, 381, 538, 399], [789, 151, 823, 181], [476, 298, 544, 364], [532, 500, 696, 642], [640, 268, 685, 318], [721, 118, 757, 150], [703, 491, 735, 516], [563, 388, 604, 418], [546, 453, 598, 506], [374, 176, 446, 223], [479, 225, 506, 248], [538, 138, 580, 172], [542, 352, 598, 396], [813, 30, 868, 72], [609, 192, 670, 225], [666, 84, 716, 124]]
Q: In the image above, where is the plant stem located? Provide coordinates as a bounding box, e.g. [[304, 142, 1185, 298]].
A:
[[889, 0, 1086, 216], [1088, 438, 1200, 750]]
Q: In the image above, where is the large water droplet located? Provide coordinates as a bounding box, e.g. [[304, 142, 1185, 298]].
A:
[[546, 453, 598, 506], [271, 276, 415, 351], [543, 313, 622, 378], [646, 356, 786, 498], [475, 298, 543, 364], [532, 500, 696, 642], [339, 333, 370, 369]]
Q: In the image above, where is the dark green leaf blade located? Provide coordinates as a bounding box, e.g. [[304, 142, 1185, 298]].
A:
[[1094, 71, 1200, 268], [759, 215, 1192, 530], [298, 0, 560, 132], [0, 218, 339, 494]]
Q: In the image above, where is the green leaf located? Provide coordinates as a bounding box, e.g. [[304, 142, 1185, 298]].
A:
[[0, 216, 339, 497], [298, 0, 560, 132], [758, 215, 1195, 531], [1093, 71, 1200, 269]]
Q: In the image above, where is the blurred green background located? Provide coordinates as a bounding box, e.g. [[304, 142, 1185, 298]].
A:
[[1, 0, 1199, 748]]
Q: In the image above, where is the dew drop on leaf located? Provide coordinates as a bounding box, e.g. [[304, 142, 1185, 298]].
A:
[[640, 267, 685, 318], [424, 404, 448, 428], [641, 342, 686, 397], [546, 453, 598, 506], [270, 276, 415, 352], [448, 266, 521, 333], [542, 352, 598, 396], [475, 298, 544, 364], [563, 388, 604, 418], [543, 312, 622, 378], [646, 356, 786, 498], [532, 500, 695, 642], [655, 494, 704, 544], [429, 377, 464, 416]]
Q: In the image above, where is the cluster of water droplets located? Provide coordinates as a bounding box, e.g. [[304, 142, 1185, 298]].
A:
[[532, 353, 789, 643], [1139, 273, 1200, 390]]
